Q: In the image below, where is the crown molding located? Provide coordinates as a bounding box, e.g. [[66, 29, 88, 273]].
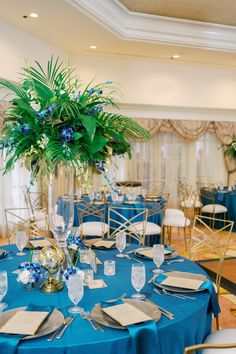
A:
[[109, 103, 236, 122], [68, 0, 236, 52]]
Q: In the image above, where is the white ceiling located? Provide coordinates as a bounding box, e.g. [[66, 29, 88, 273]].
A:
[[1, 0, 236, 67]]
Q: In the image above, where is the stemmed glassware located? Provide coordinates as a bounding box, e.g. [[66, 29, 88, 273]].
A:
[[0, 271, 8, 311], [67, 273, 84, 314], [88, 191, 95, 202], [131, 263, 146, 300], [15, 231, 27, 256], [152, 244, 164, 274], [116, 231, 126, 257]]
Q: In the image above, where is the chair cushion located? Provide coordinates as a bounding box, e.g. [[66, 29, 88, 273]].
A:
[[201, 204, 227, 214], [165, 208, 185, 216], [78, 222, 109, 236], [163, 215, 190, 227], [130, 222, 161, 235], [202, 329, 236, 353]]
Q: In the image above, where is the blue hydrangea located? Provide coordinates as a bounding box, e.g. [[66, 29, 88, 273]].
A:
[[63, 267, 77, 281], [36, 104, 56, 121], [67, 235, 84, 248], [17, 263, 42, 283], [87, 105, 103, 116]]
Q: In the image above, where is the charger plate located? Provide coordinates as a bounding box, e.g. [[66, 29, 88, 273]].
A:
[[0, 307, 64, 340], [153, 280, 206, 293], [91, 298, 161, 329], [134, 248, 178, 261]]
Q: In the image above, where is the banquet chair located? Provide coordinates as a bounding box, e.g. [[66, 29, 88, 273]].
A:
[[143, 180, 165, 199], [199, 188, 227, 228], [77, 202, 109, 239], [184, 330, 236, 353], [108, 206, 148, 245], [179, 186, 203, 217], [189, 215, 234, 329]]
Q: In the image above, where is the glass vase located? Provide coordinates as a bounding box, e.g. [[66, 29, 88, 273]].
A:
[[48, 162, 74, 269]]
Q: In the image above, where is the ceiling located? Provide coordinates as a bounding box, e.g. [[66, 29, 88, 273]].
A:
[[119, 0, 236, 27], [1, 0, 236, 67]]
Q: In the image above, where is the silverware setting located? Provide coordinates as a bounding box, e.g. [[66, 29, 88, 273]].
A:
[[80, 309, 104, 331], [166, 259, 184, 265], [154, 287, 196, 300], [103, 293, 127, 304], [124, 254, 143, 263], [0, 257, 13, 262], [145, 299, 174, 320], [56, 316, 76, 339], [148, 275, 157, 284], [47, 317, 71, 341]]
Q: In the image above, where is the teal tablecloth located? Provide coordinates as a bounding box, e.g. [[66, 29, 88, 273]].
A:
[[0, 245, 214, 354]]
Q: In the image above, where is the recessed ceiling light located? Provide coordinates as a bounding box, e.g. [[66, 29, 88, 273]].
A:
[[171, 54, 180, 59], [30, 13, 39, 18], [89, 45, 97, 49]]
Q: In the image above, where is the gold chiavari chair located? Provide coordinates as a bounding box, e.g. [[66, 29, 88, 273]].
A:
[[77, 202, 109, 239], [199, 188, 227, 228], [143, 180, 165, 200], [108, 206, 148, 245], [184, 338, 236, 354], [189, 215, 234, 329]]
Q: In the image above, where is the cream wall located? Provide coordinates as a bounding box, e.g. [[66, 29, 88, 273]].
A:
[[0, 20, 236, 122]]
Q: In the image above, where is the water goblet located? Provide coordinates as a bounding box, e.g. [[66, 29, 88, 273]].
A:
[[131, 263, 146, 300], [116, 231, 126, 258], [67, 273, 84, 314], [152, 244, 164, 274], [88, 191, 95, 202], [16, 231, 27, 256], [0, 271, 8, 311]]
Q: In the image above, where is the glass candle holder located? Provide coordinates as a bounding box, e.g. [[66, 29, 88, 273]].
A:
[[104, 260, 116, 276]]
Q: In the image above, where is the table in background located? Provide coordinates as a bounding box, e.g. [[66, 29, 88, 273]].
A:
[[0, 244, 213, 354]]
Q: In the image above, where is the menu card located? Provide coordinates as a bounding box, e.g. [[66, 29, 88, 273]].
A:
[[161, 276, 204, 290], [102, 303, 151, 326], [0, 311, 49, 335]]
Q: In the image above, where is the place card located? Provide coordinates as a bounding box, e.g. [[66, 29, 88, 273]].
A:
[[102, 303, 151, 326], [0, 310, 49, 335], [161, 276, 204, 290], [88, 279, 107, 289], [29, 239, 51, 248]]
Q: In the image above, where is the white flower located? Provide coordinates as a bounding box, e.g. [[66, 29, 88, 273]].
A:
[[37, 134, 49, 149], [68, 244, 78, 251], [232, 142, 236, 150], [18, 269, 30, 284], [30, 102, 41, 111]]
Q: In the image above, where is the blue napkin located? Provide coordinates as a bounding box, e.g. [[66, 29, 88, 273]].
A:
[[101, 299, 159, 354], [0, 303, 54, 354], [156, 274, 220, 318]]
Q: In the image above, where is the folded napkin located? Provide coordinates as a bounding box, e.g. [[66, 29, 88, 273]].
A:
[[101, 300, 159, 354], [0, 303, 54, 354], [0, 250, 8, 259], [156, 274, 220, 318]]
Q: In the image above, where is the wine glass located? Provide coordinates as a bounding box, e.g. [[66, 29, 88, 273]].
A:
[[88, 191, 94, 202], [116, 231, 126, 257], [15, 231, 27, 256], [0, 271, 8, 311], [131, 263, 146, 300], [67, 273, 84, 314], [152, 244, 164, 274]]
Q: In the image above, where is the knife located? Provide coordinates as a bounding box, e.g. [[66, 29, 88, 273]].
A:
[[47, 317, 71, 342], [56, 316, 76, 339]]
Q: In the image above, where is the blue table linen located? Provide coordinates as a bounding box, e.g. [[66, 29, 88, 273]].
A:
[[101, 299, 159, 354], [0, 303, 54, 354], [155, 273, 220, 317]]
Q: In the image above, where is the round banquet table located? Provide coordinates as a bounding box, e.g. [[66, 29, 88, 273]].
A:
[[0, 244, 213, 354]]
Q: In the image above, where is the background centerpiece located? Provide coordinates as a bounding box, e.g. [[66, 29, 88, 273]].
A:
[[0, 57, 150, 290]]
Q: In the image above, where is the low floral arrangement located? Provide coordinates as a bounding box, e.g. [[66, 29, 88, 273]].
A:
[[67, 235, 84, 266], [224, 136, 236, 159], [0, 57, 150, 177], [17, 262, 42, 286], [63, 266, 84, 283]]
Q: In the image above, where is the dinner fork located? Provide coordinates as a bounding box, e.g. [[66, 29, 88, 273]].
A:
[[124, 254, 143, 263], [80, 309, 98, 330], [166, 259, 184, 265]]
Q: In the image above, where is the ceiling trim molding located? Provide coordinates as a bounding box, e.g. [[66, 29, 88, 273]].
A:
[[68, 0, 236, 52], [108, 103, 236, 122]]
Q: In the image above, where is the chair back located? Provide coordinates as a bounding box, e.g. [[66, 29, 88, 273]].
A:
[[76, 202, 107, 238], [190, 215, 234, 294], [143, 180, 165, 199], [108, 206, 148, 245]]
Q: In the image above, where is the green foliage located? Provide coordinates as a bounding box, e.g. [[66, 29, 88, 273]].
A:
[[224, 136, 236, 159], [0, 56, 150, 176]]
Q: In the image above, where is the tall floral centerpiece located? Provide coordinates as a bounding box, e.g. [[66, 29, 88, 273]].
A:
[[224, 136, 236, 160], [0, 57, 150, 271]]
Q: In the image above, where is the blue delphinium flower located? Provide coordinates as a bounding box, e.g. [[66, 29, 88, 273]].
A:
[[87, 88, 95, 95], [36, 103, 56, 121], [67, 235, 84, 249], [20, 122, 31, 134], [61, 127, 74, 142], [87, 105, 103, 116], [63, 267, 77, 281]]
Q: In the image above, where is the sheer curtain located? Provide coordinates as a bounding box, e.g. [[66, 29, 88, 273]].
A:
[[108, 132, 227, 207]]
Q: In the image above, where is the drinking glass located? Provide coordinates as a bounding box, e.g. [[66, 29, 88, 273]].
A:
[[104, 260, 116, 276], [16, 231, 27, 256], [152, 244, 164, 274], [0, 271, 8, 311], [116, 231, 126, 257], [131, 263, 146, 300], [88, 191, 94, 202], [67, 273, 84, 314]]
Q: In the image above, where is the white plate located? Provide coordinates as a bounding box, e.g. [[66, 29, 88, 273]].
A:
[[0, 307, 64, 340]]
